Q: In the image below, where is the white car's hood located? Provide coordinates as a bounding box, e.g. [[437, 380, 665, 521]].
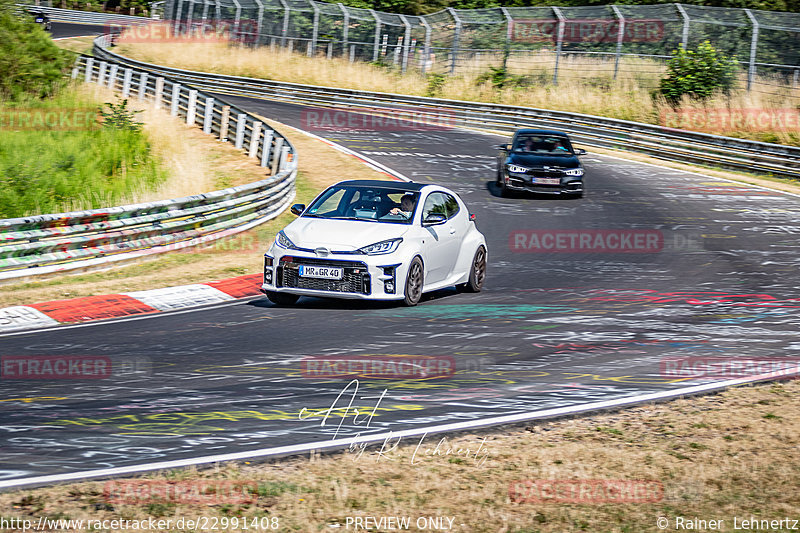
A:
[[282, 217, 409, 251]]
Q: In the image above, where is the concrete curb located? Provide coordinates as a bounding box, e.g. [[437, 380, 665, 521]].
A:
[[0, 273, 262, 333]]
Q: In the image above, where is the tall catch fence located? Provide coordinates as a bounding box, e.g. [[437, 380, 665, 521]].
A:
[[162, 1, 800, 98]]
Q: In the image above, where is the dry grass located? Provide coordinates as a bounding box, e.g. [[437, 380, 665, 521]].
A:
[[2, 379, 798, 531], [53, 35, 96, 55], [0, 114, 387, 307], [115, 39, 800, 145]]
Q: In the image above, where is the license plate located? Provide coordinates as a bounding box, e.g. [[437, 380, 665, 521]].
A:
[[532, 177, 561, 185], [298, 265, 343, 280]]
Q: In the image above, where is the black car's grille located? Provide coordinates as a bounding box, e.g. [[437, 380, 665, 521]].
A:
[[277, 257, 371, 295], [526, 168, 566, 178]]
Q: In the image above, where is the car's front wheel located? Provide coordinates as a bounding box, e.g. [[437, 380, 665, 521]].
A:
[[266, 291, 299, 306], [403, 257, 424, 306], [457, 246, 487, 293]]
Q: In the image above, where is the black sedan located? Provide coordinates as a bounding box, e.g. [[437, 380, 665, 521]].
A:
[[496, 129, 586, 198], [29, 10, 51, 31]]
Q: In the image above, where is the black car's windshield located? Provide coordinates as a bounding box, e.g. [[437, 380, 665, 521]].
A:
[[304, 185, 420, 224], [513, 135, 574, 155]]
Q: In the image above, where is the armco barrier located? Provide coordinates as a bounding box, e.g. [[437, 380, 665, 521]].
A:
[[0, 53, 297, 281], [92, 36, 800, 180]]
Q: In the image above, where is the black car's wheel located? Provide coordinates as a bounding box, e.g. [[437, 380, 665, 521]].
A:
[[499, 177, 511, 198], [403, 257, 424, 306], [266, 291, 299, 306], [457, 246, 487, 293]]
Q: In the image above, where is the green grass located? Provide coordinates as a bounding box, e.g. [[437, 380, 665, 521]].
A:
[[0, 85, 168, 218]]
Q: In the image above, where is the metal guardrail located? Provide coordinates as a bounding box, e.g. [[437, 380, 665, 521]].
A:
[[93, 37, 800, 180], [18, 5, 152, 24], [0, 52, 297, 281]]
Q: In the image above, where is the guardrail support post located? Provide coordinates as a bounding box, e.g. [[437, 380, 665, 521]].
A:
[[122, 67, 132, 97], [261, 131, 274, 167], [744, 9, 758, 92], [154, 77, 165, 109], [170, 83, 181, 116], [203, 98, 215, 133], [84, 57, 94, 83], [71, 57, 81, 80], [108, 64, 119, 90], [552, 7, 565, 86], [271, 137, 284, 174], [187, 90, 198, 125], [350, 45, 355, 62], [138, 72, 149, 100], [249, 121, 262, 158], [279, 145, 290, 171], [234, 113, 247, 149], [97, 61, 107, 86], [611, 5, 625, 80], [220, 105, 231, 141]]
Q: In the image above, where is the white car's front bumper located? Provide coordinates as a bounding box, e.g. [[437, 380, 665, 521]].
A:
[[261, 246, 409, 301]]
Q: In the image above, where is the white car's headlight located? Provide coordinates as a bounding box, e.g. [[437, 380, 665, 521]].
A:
[[275, 230, 298, 250], [507, 164, 529, 174], [358, 238, 403, 255], [564, 168, 584, 176]]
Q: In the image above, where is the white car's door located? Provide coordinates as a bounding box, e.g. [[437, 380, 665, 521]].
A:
[[419, 192, 460, 285]]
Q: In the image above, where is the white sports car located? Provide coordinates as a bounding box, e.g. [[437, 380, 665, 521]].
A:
[[261, 180, 487, 306]]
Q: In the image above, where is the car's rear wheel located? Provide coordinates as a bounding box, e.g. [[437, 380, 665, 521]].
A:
[[266, 291, 299, 306], [403, 257, 424, 306], [458, 246, 487, 293]]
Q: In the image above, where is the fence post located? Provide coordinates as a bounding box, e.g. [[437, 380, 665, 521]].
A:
[[170, 83, 181, 116], [611, 5, 625, 80], [744, 9, 758, 92], [220, 105, 231, 141], [235, 113, 247, 149], [122, 67, 132, 97], [370, 9, 381, 61], [232, 0, 241, 36], [552, 7, 565, 86], [249, 121, 262, 158], [399, 14, 411, 73], [261, 131, 274, 167], [200, 0, 209, 25], [97, 61, 107, 87], [420, 16, 432, 74], [138, 72, 149, 100], [500, 7, 513, 72], [173, 0, 183, 35], [108, 64, 119, 89], [185, 0, 194, 31], [186, 89, 198, 125], [448, 7, 461, 75], [253, 0, 264, 46], [154, 77, 164, 108], [327, 42, 333, 59], [271, 137, 284, 174], [350, 44, 355, 62], [794, 69, 799, 88], [84, 57, 94, 83], [203, 97, 215, 133], [339, 3, 349, 55], [278, 0, 290, 47], [310, 2, 320, 56], [675, 3, 690, 50]]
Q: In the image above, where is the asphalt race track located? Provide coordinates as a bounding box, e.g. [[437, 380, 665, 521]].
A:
[[2, 27, 799, 487]]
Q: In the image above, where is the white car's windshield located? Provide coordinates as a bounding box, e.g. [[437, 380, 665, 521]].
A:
[[304, 185, 420, 224]]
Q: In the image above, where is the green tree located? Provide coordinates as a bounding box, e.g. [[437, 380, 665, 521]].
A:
[[0, 0, 72, 100], [660, 41, 739, 103]]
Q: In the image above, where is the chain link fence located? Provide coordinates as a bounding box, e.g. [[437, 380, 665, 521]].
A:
[[162, 0, 800, 97]]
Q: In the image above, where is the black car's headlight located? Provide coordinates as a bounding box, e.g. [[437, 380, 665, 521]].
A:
[[275, 230, 298, 250], [358, 238, 403, 255], [564, 168, 584, 177], [507, 164, 529, 174]]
